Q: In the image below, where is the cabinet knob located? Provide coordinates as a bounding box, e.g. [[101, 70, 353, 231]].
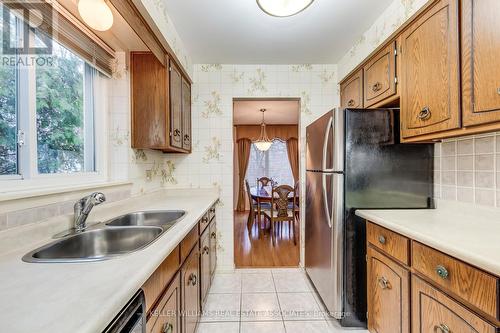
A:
[[188, 273, 197, 286], [162, 323, 173, 333], [203, 246, 209, 254], [417, 106, 431, 120], [173, 129, 181, 141], [377, 276, 391, 290], [211, 232, 216, 239], [184, 134, 190, 142], [372, 82, 382, 92], [434, 324, 450, 333], [435, 265, 449, 279], [347, 99, 355, 107], [210, 208, 216, 213], [378, 235, 386, 245], [202, 217, 208, 223]]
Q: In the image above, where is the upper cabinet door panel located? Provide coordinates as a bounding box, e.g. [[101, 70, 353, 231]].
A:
[[181, 78, 192, 151], [340, 70, 363, 109], [400, 0, 461, 138], [170, 61, 183, 149], [363, 41, 397, 108], [462, 0, 500, 126], [131, 53, 168, 149]]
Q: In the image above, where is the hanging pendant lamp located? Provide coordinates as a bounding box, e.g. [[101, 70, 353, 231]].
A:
[[254, 109, 273, 151]]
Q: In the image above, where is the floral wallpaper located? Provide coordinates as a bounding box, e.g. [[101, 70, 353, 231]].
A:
[[338, 0, 427, 79]]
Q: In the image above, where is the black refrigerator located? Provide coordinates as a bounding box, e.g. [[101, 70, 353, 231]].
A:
[[304, 108, 433, 327]]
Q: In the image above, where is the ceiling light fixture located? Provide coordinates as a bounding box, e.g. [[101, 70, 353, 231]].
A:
[[257, 0, 314, 17], [78, 0, 114, 31], [254, 109, 273, 152]]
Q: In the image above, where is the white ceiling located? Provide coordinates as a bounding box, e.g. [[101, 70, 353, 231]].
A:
[[163, 0, 393, 64], [233, 99, 299, 125]]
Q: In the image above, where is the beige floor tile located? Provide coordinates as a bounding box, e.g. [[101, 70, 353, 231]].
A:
[[278, 292, 324, 321], [200, 293, 241, 322], [241, 293, 282, 321], [196, 322, 240, 333], [240, 321, 286, 333], [242, 273, 275, 293]]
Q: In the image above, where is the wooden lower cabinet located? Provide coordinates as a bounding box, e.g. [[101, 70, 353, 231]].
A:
[[209, 220, 217, 279], [147, 273, 181, 333], [181, 246, 200, 333], [200, 229, 211, 307], [367, 247, 410, 333], [411, 275, 496, 333]]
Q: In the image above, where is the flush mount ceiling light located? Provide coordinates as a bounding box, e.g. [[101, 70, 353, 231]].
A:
[[78, 0, 114, 31], [254, 109, 273, 152], [257, 0, 314, 17]]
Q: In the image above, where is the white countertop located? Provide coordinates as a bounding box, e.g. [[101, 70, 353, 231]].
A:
[[0, 188, 219, 333], [356, 200, 500, 277]]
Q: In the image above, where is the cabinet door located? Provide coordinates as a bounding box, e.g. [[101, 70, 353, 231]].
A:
[[147, 273, 181, 333], [181, 78, 191, 151], [367, 247, 410, 333], [340, 70, 363, 109], [462, 0, 500, 126], [412, 275, 496, 333], [363, 41, 397, 108], [131, 52, 168, 149], [400, 0, 461, 138], [181, 247, 200, 333], [169, 61, 183, 149], [200, 230, 210, 307], [209, 221, 217, 279]]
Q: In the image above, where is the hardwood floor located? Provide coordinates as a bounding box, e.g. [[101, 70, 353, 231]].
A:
[[234, 211, 300, 268]]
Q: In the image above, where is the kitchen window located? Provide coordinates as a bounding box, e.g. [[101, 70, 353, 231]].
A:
[[0, 5, 107, 190], [246, 140, 294, 187]]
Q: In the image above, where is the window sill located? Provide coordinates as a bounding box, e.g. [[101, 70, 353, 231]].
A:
[[0, 181, 132, 203]]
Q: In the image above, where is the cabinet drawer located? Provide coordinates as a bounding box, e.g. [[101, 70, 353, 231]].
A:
[[208, 205, 216, 222], [367, 222, 410, 265], [412, 275, 497, 333], [199, 213, 210, 235], [181, 225, 199, 264], [143, 246, 180, 313], [147, 273, 181, 333], [363, 41, 397, 108], [412, 241, 499, 319]]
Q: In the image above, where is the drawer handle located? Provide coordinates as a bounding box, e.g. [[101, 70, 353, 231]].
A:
[[188, 273, 197, 286], [210, 208, 216, 213], [202, 217, 209, 223], [162, 323, 173, 333], [434, 324, 450, 333], [417, 107, 431, 120], [347, 99, 356, 107], [203, 246, 209, 254], [377, 276, 391, 290], [378, 235, 386, 245], [436, 265, 449, 279], [211, 232, 217, 239], [372, 82, 382, 92]]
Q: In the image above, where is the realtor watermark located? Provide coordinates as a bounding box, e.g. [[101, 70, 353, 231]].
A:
[[1, 0, 54, 67]]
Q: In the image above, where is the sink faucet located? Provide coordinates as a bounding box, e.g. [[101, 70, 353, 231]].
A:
[[74, 192, 106, 232]]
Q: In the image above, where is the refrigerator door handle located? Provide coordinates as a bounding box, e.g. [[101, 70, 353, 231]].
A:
[[322, 173, 332, 228], [322, 116, 334, 172], [331, 173, 344, 319]]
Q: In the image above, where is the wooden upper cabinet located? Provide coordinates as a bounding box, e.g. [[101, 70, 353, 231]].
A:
[[130, 52, 191, 153], [367, 247, 410, 333], [400, 0, 461, 138], [131, 52, 169, 149], [412, 276, 496, 333], [181, 77, 192, 151], [340, 70, 363, 109], [169, 60, 183, 150], [363, 41, 397, 108], [461, 0, 500, 127]]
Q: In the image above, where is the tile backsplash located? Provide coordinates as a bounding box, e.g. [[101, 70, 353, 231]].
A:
[[434, 132, 500, 207]]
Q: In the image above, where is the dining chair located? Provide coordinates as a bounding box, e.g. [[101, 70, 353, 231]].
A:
[[293, 181, 300, 223], [245, 180, 270, 233], [257, 177, 273, 188], [262, 185, 296, 246]]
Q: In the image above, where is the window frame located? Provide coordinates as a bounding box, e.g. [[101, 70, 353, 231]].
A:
[[0, 16, 108, 191]]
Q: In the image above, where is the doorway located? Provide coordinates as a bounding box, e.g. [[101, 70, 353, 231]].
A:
[[233, 98, 300, 268]]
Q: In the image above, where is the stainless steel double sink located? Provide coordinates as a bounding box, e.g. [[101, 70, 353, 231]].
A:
[[22, 211, 186, 263]]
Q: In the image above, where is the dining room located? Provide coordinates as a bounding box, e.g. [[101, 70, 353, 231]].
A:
[[233, 98, 300, 268]]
